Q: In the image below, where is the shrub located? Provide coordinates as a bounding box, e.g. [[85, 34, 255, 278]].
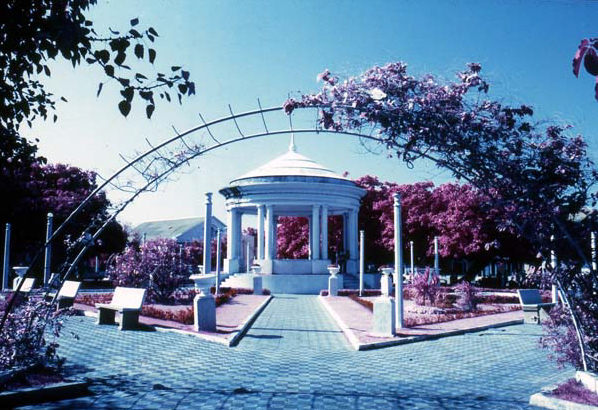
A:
[[109, 238, 191, 304], [412, 268, 439, 306], [540, 305, 585, 369], [455, 281, 479, 312], [141, 305, 194, 325], [0, 298, 69, 372], [549, 379, 598, 407], [476, 294, 519, 304]]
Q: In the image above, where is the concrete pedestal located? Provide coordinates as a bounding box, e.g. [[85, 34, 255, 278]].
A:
[[253, 275, 263, 295], [380, 274, 393, 296], [193, 294, 216, 332], [372, 296, 396, 337], [328, 275, 339, 296]]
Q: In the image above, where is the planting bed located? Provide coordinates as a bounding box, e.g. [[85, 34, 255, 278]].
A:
[[549, 379, 598, 407]]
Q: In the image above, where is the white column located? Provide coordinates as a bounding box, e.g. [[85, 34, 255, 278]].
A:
[[348, 209, 358, 260], [215, 229, 221, 294], [257, 205, 265, 259], [321, 206, 328, 259], [265, 205, 274, 259], [394, 193, 404, 329], [592, 232, 597, 271], [2, 223, 10, 291], [226, 209, 234, 259], [226, 208, 237, 260], [235, 210, 243, 261], [308, 216, 313, 259], [44, 213, 53, 285], [312, 205, 320, 260], [272, 215, 278, 258], [203, 193, 213, 273]]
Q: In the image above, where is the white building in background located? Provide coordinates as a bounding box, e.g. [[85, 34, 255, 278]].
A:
[[132, 216, 226, 243]]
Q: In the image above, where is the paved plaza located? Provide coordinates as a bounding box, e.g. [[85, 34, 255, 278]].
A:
[[21, 295, 572, 409]]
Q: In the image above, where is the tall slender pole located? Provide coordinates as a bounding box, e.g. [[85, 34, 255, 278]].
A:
[[359, 230, 364, 296], [44, 213, 53, 285], [393, 193, 404, 329], [216, 228, 221, 295], [434, 236, 439, 277], [551, 235, 558, 304], [410, 240, 414, 283], [246, 241, 251, 272], [591, 232, 597, 271], [2, 224, 10, 291], [203, 193, 213, 275]]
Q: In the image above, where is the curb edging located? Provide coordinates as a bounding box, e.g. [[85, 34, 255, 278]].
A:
[[79, 295, 273, 347], [0, 380, 90, 408], [318, 295, 524, 351]]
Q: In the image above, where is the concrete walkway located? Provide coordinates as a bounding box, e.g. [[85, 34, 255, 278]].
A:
[[19, 295, 572, 409], [239, 295, 349, 351]]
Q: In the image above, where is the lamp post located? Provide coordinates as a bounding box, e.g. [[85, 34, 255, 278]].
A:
[[359, 230, 364, 296], [393, 193, 404, 329], [215, 229, 222, 295], [44, 213, 53, 285], [434, 236, 439, 278], [203, 193, 213, 275], [2, 224, 10, 291], [410, 240, 414, 283]]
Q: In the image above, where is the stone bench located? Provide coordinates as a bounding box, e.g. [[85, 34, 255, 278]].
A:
[[15, 277, 35, 293], [517, 289, 555, 324], [46, 280, 81, 309], [95, 287, 146, 330]]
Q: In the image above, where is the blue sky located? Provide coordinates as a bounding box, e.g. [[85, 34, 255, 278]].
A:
[[26, 0, 598, 228]]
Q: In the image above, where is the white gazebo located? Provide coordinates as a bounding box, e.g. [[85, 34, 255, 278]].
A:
[[219, 138, 365, 286]]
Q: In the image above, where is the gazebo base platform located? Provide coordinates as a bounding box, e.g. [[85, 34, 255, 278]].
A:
[[257, 259, 330, 275], [221, 273, 346, 294], [224, 258, 359, 275]]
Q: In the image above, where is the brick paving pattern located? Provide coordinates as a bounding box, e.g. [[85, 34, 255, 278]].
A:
[[20, 295, 571, 409]]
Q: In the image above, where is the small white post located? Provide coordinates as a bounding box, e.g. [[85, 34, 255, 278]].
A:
[[410, 240, 414, 283], [44, 213, 53, 285], [359, 230, 364, 296], [393, 193, 404, 329], [142, 232, 147, 245], [215, 229, 221, 295], [591, 232, 597, 271], [551, 235, 558, 304], [2, 223, 10, 291], [434, 236, 439, 277], [203, 193, 213, 274]]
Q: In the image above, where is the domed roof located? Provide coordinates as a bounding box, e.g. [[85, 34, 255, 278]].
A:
[[230, 139, 350, 185]]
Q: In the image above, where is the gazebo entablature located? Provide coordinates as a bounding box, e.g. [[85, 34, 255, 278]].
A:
[[220, 181, 365, 275]]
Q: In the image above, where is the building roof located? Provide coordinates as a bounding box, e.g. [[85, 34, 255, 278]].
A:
[[230, 139, 350, 185], [132, 216, 226, 242]]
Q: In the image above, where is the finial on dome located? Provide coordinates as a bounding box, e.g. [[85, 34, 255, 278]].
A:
[[289, 133, 297, 152]]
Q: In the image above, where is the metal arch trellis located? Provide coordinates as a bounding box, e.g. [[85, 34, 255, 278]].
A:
[[0, 102, 398, 332]]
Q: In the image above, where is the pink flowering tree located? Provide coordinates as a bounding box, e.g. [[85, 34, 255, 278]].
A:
[[285, 63, 598, 371], [276, 217, 309, 259], [573, 38, 598, 101]]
